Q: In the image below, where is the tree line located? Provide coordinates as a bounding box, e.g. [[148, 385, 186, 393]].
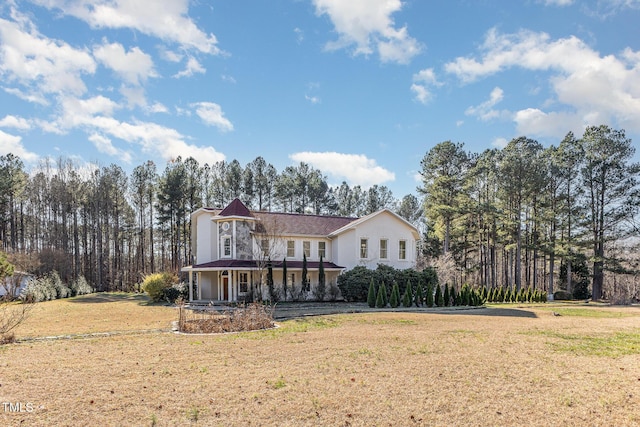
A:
[[0, 154, 412, 291], [419, 125, 640, 301]]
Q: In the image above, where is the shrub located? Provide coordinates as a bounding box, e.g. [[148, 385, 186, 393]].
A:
[[572, 280, 591, 300], [389, 282, 400, 308], [443, 283, 450, 307], [71, 276, 93, 296], [367, 279, 376, 308], [142, 272, 178, 302], [402, 280, 413, 308], [48, 271, 71, 299], [327, 282, 340, 302], [337, 266, 373, 302], [554, 290, 573, 301], [426, 283, 434, 307], [312, 280, 326, 302], [375, 282, 387, 308]]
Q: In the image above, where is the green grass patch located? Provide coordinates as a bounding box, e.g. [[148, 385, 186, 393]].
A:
[[529, 329, 640, 357], [537, 307, 637, 318]]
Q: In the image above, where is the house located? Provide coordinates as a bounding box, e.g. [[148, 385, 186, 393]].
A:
[[181, 198, 420, 302]]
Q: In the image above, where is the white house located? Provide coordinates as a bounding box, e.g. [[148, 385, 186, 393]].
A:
[[181, 198, 420, 302]]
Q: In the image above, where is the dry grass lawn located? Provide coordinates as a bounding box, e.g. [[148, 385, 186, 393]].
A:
[[1, 294, 640, 426]]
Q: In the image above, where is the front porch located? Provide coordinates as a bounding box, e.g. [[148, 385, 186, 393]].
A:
[[182, 260, 344, 303]]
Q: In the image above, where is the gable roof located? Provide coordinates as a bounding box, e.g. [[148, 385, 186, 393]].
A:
[[328, 208, 420, 239], [253, 211, 357, 236]]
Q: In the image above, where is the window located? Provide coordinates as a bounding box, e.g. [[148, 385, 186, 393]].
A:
[[318, 241, 326, 259], [239, 273, 248, 293], [261, 239, 269, 256], [290, 273, 295, 286], [379, 239, 388, 259], [223, 237, 232, 257], [399, 240, 407, 260], [287, 240, 295, 258], [303, 241, 311, 258], [360, 238, 368, 259]]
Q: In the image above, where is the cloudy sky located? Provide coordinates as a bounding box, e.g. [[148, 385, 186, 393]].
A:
[[1, 0, 639, 197]]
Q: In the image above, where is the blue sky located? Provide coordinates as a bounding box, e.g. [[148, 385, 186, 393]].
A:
[[1, 0, 639, 198]]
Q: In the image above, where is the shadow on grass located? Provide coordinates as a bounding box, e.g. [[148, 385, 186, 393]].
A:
[[436, 307, 538, 318], [271, 302, 539, 320], [67, 292, 164, 307]]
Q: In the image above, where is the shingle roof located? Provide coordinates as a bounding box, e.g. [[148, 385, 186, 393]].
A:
[[219, 198, 253, 217], [253, 211, 357, 236]]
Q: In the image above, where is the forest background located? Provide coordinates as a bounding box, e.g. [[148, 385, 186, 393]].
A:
[[1, 124, 638, 302]]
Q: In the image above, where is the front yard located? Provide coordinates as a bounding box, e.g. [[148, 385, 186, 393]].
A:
[[1, 294, 639, 426]]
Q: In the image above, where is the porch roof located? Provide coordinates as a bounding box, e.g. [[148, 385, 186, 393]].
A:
[[183, 259, 345, 271]]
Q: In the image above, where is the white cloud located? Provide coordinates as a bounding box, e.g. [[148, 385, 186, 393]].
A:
[[411, 68, 440, 104], [31, 0, 221, 54], [0, 129, 39, 162], [93, 40, 157, 85], [305, 95, 321, 104], [294, 27, 304, 44], [88, 132, 132, 163], [289, 151, 395, 188], [0, 115, 31, 130], [542, 0, 574, 6], [513, 108, 586, 138], [0, 14, 96, 100], [191, 102, 234, 132], [173, 57, 205, 78], [445, 28, 640, 136], [492, 137, 509, 148], [313, 0, 421, 64], [465, 87, 508, 121]]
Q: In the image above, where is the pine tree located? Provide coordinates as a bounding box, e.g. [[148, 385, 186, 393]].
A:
[[367, 279, 376, 308], [450, 284, 458, 306]]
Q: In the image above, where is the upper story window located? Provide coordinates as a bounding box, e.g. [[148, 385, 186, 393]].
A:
[[303, 241, 311, 258], [398, 240, 407, 260], [223, 237, 232, 257], [318, 241, 326, 259], [260, 239, 269, 257], [379, 239, 388, 259], [287, 240, 295, 258], [360, 238, 368, 259]]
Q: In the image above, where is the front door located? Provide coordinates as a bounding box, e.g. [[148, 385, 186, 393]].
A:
[[223, 277, 229, 300]]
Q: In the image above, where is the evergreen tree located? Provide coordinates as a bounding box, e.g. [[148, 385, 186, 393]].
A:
[[443, 283, 450, 307], [282, 258, 288, 301], [402, 280, 413, 307], [435, 284, 444, 307], [390, 282, 400, 308], [426, 283, 434, 307], [301, 253, 309, 293], [367, 279, 376, 308], [375, 283, 386, 308]]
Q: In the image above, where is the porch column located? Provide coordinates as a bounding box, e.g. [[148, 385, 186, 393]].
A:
[[188, 270, 193, 301], [229, 271, 234, 302], [197, 272, 202, 300]]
